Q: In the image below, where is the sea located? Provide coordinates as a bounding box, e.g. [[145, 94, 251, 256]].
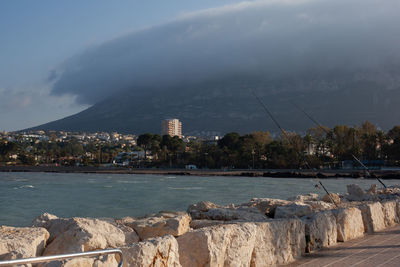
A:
[[1, 172, 400, 227]]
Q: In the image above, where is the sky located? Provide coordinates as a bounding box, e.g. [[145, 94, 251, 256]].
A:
[[1, 0, 400, 131], [0, 0, 246, 131]]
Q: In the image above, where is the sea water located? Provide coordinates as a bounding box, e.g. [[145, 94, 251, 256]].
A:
[[1, 172, 399, 227]]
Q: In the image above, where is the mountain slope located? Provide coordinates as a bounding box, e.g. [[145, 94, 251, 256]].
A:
[[32, 75, 400, 135]]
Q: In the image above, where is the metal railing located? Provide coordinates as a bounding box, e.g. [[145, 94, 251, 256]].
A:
[[0, 249, 123, 267]]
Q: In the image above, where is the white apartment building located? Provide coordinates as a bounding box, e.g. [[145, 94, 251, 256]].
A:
[[161, 118, 182, 138]]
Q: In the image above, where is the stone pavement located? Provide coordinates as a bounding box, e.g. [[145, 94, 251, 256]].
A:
[[284, 224, 400, 267]]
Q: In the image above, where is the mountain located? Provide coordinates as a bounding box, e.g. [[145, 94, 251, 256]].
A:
[[32, 74, 400, 135]]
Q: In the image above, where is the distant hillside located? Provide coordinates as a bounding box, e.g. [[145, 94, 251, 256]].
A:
[[32, 75, 400, 135]]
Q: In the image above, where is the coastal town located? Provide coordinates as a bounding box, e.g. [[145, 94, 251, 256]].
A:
[[1, 119, 400, 170]]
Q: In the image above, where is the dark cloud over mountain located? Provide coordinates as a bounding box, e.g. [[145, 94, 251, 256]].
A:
[[50, 0, 400, 105]]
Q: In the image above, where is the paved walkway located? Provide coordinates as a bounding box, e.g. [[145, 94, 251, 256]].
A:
[[284, 224, 400, 267]]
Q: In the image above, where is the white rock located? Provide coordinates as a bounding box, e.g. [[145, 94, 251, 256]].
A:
[[334, 207, 364, 242], [0, 226, 49, 263], [287, 193, 319, 202], [121, 235, 181, 267], [322, 193, 341, 205], [177, 219, 305, 267], [177, 223, 257, 267], [40, 217, 139, 256], [200, 207, 268, 221], [381, 200, 398, 227], [190, 219, 228, 229], [274, 202, 313, 218], [347, 184, 372, 201], [359, 202, 386, 233], [244, 198, 291, 217], [251, 220, 305, 266], [302, 211, 337, 251], [120, 212, 191, 240], [188, 201, 219, 213], [305, 200, 335, 211], [367, 184, 378, 195]]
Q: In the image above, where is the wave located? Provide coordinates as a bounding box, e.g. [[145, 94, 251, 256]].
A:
[[168, 187, 203, 190], [14, 185, 35, 189], [116, 180, 148, 184]]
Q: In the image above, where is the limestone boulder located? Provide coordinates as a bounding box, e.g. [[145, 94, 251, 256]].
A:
[[190, 219, 228, 229], [367, 184, 378, 195], [121, 235, 181, 267], [251, 220, 305, 265], [120, 212, 191, 240], [322, 193, 341, 205], [274, 202, 313, 218], [0, 226, 49, 263], [396, 200, 400, 219], [302, 211, 337, 251], [178, 223, 257, 267], [243, 198, 291, 217], [287, 193, 319, 202], [359, 202, 386, 233], [190, 205, 268, 222], [381, 200, 398, 227], [187, 201, 219, 213], [346, 184, 374, 201], [305, 200, 335, 211], [40, 217, 139, 256], [177, 219, 305, 267], [333, 207, 364, 242]]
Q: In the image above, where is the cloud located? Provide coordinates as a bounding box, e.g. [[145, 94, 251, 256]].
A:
[[50, 0, 400, 105], [0, 86, 87, 131]]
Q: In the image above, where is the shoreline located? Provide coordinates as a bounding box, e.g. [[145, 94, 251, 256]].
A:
[[1, 165, 400, 179], [2, 184, 400, 266]]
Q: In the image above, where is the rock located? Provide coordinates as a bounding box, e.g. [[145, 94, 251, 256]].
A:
[[177, 219, 305, 267], [302, 211, 337, 251], [251, 220, 305, 266], [305, 200, 335, 211], [381, 200, 398, 227], [190, 219, 228, 229], [32, 212, 58, 226], [359, 202, 386, 233], [187, 201, 219, 213], [367, 184, 378, 195], [120, 212, 191, 240], [189, 204, 268, 222], [0, 226, 49, 263], [334, 207, 364, 242], [177, 223, 257, 267], [39, 217, 139, 256], [346, 184, 372, 201], [201, 207, 268, 221], [274, 202, 313, 218], [322, 193, 341, 205], [287, 193, 319, 202], [243, 198, 291, 217], [121, 235, 181, 267]]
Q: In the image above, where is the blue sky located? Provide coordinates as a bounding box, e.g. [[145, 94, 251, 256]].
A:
[[0, 0, 246, 131]]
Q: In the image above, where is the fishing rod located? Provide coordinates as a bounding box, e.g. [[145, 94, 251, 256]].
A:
[[249, 88, 338, 206], [292, 101, 387, 188]]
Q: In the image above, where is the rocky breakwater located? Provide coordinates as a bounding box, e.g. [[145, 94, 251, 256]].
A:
[[1, 184, 400, 267]]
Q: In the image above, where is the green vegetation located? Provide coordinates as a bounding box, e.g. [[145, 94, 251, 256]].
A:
[[1, 121, 400, 169]]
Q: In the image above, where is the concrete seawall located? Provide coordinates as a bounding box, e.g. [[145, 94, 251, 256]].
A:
[[1, 184, 400, 266]]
